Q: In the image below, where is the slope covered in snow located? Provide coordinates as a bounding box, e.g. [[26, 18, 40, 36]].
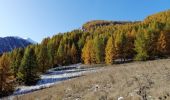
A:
[[13, 64, 98, 96]]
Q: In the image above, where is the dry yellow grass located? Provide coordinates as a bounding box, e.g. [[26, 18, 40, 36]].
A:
[[5, 59, 170, 100]]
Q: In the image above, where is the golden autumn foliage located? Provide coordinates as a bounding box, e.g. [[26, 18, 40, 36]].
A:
[[105, 37, 116, 64], [157, 30, 170, 56], [0, 54, 14, 97], [1, 9, 170, 97], [82, 39, 95, 64], [82, 36, 106, 64], [70, 43, 78, 63]]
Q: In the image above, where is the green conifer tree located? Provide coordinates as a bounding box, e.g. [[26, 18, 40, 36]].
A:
[[37, 44, 50, 73], [70, 43, 78, 64], [94, 36, 105, 63], [134, 31, 149, 61], [19, 46, 38, 85]]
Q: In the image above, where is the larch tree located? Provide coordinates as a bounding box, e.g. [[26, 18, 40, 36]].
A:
[[144, 29, 158, 59], [65, 43, 72, 64], [134, 30, 149, 61], [11, 48, 24, 77], [114, 31, 127, 62], [0, 53, 14, 97], [105, 36, 116, 64], [10, 49, 18, 77], [19, 46, 38, 85], [90, 41, 96, 64], [82, 39, 94, 64], [93, 36, 105, 63], [157, 31, 169, 56], [47, 39, 56, 67], [70, 43, 78, 64], [37, 44, 50, 73], [53, 35, 63, 66], [126, 31, 135, 58], [57, 40, 65, 65]]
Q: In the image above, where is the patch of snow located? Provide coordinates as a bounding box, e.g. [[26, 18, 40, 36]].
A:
[[12, 63, 99, 96], [24, 38, 37, 44]]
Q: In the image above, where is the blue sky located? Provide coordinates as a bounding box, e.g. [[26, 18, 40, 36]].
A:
[[0, 0, 170, 42]]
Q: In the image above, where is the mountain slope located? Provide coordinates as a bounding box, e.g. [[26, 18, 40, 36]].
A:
[[1, 9, 170, 98], [0, 37, 33, 54], [11, 59, 170, 100]]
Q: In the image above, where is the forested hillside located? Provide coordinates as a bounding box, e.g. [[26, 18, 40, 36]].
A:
[[0, 10, 170, 97]]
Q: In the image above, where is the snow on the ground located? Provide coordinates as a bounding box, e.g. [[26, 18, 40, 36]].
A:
[[13, 63, 98, 96]]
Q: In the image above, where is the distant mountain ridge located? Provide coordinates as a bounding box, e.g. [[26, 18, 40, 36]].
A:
[[0, 36, 34, 54]]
